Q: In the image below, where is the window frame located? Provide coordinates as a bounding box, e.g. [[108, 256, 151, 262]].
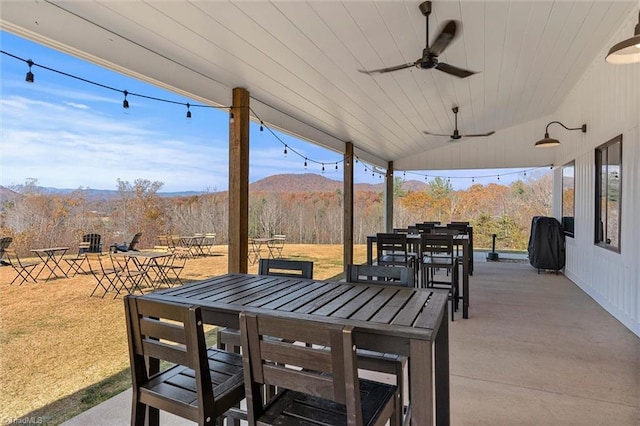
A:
[[594, 134, 622, 253], [561, 161, 575, 238]]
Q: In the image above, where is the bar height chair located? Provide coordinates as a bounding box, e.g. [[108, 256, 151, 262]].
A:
[[239, 311, 398, 426], [124, 296, 246, 426]]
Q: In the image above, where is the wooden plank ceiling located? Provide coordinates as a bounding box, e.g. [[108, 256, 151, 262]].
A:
[[1, 0, 636, 170]]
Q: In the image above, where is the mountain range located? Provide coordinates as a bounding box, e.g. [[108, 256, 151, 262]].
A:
[[0, 173, 429, 202]]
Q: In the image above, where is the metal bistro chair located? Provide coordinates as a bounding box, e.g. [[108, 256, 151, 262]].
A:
[[239, 311, 398, 426], [86, 253, 121, 298], [64, 241, 91, 276], [124, 295, 246, 426], [266, 234, 286, 258], [4, 248, 40, 285]]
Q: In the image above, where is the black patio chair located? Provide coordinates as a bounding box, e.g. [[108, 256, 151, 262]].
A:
[[0, 236, 13, 266], [82, 233, 102, 253], [114, 232, 142, 252]]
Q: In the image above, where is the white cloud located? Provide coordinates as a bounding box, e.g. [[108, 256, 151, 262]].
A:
[[0, 94, 230, 192], [65, 102, 90, 110]]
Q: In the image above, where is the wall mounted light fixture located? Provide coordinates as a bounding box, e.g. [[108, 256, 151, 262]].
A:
[[534, 121, 587, 148], [606, 11, 640, 64]]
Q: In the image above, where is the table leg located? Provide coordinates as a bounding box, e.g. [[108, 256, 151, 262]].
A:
[[367, 236, 374, 265], [463, 241, 469, 319], [435, 302, 450, 426], [409, 339, 433, 426]]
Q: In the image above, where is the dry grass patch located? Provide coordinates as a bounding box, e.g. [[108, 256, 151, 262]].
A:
[[0, 244, 366, 423]]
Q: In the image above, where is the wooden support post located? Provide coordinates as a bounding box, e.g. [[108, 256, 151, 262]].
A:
[[343, 142, 354, 274], [384, 161, 394, 232], [228, 87, 250, 273]]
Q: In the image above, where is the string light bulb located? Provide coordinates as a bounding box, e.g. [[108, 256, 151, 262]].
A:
[[186, 103, 192, 119], [260, 121, 264, 132], [122, 90, 129, 109], [229, 111, 234, 123], [284, 145, 288, 156], [25, 59, 34, 83], [322, 163, 325, 173], [335, 163, 338, 171], [304, 158, 307, 168]]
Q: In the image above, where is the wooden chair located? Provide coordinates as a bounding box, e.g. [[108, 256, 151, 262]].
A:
[[239, 311, 398, 426], [347, 263, 414, 287], [376, 233, 417, 280], [258, 258, 313, 279], [217, 258, 315, 354], [346, 264, 411, 425], [4, 248, 39, 285], [420, 233, 458, 321], [0, 236, 13, 262], [124, 295, 246, 426], [82, 233, 102, 253], [114, 232, 143, 252]]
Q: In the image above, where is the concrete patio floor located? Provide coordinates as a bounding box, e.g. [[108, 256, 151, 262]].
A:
[[63, 255, 640, 425]]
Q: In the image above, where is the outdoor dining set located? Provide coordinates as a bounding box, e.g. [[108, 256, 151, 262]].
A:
[[0, 232, 220, 298], [2, 223, 473, 425]]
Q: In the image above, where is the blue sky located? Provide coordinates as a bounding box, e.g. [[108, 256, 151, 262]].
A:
[[0, 30, 545, 193]]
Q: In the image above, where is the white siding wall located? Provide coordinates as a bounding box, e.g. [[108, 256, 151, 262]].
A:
[[552, 2, 640, 336]]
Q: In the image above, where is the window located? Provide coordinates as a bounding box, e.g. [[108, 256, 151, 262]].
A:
[[561, 161, 575, 238], [595, 135, 622, 252]]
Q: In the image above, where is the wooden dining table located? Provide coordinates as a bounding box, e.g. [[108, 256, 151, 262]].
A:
[[367, 233, 472, 319], [140, 273, 450, 425]]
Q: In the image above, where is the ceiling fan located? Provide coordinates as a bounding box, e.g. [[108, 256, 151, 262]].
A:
[[423, 107, 495, 141], [358, 1, 475, 78]]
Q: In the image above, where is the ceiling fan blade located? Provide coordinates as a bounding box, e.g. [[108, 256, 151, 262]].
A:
[[461, 131, 496, 137], [429, 20, 458, 56], [358, 61, 417, 74], [423, 130, 452, 137], [434, 62, 476, 78]]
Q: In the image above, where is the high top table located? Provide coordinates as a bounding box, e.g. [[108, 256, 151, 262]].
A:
[[140, 273, 450, 425], [368, 233, 472, 319]]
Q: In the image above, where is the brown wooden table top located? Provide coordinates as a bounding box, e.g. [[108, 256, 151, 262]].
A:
[[143, 273, 447, 342]]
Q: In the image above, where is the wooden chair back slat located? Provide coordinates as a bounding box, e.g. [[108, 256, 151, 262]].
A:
[[258, 258, 313, 279], [240, 312, 359, 407], [346, 264, 413, 287]]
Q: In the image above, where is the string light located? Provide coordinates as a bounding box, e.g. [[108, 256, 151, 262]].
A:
[[5, 49, 545, 183], [335, 163, 338, 171], [322, 163, 325, 173], [284, 145, 288, 156], [25, 59, 34, 83], [122, 90, 129, 109]]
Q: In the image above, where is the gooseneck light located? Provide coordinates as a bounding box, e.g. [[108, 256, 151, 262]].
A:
[[534, 121, 587, 148], [606, 11, 640, 64]]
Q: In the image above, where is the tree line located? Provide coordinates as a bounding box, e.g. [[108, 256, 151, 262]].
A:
[[0, 173, 551, 256]]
